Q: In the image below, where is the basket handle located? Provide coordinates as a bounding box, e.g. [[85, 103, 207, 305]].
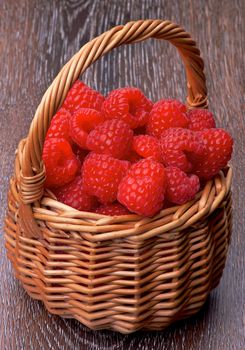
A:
[[20, 19, 207, 207]]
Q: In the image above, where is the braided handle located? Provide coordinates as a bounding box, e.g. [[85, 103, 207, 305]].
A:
[[20, 19, 207, 204]]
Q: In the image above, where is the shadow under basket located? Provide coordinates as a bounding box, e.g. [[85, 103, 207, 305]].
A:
[[4, 19, 232, 334]]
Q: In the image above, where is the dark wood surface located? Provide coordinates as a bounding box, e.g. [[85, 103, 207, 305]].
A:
[[0, 0, 244, 349]]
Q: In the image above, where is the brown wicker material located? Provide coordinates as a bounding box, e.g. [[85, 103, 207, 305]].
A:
[[4, 19, 232, 334]]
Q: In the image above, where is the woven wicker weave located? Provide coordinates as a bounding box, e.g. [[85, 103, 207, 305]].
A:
[[4, 19, 232, 334]]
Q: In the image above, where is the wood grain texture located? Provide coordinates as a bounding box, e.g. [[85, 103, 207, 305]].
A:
[[0, 0, 244, 349]]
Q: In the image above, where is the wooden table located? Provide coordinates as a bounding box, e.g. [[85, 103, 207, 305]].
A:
[[1, 1, 244, 349]]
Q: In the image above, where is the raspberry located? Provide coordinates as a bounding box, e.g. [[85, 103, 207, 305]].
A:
[[86, 119, 133, 159], [53, 176, 97, 211], [94, 203, 130, 216], [117, 158, 167, 216], [187, 109, 216, 131], [42, 138, 80, 188], [69, 108, 104, 149], [160, 128, 205, 172], [126, 158, 166, 180], [193, 128, 233, 179], [62, 80, 104, 113], [82, 153, 130, 203], [165, 167, 200, 204], [147, 99, 189, 137], [102, 87, 153, 128], [46, 108, 72, 143], [132, 135, 162, 162]]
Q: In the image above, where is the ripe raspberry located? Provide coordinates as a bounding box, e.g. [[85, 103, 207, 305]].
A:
[[132, 135, 162, 162], [126, 158, 165, 180], [53, 176, 97, 211], [187, 109, 216, 131], [62, 80, 104, 113], [82, 153, 130, 203], [160, 128, 205, 172], [69, 108, 104, 149], [147, 99, 189, 137], [192, 128, 233, 179], [165, 167, 200, 205], [117, 158, 167, 216], [86, 119, 133, 159], [94, 203, 130, 216], [46, 108, 72, 143], [102, 87, 153, 128], [42, 138, 80, 188]]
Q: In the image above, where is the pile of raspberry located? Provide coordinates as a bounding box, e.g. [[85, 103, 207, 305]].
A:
[[42, 80, 233, 217]]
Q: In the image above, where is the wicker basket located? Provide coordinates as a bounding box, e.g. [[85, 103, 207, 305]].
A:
[[4, 19, 232, 334]]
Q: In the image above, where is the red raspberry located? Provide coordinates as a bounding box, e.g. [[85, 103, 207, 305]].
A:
[[193, 128, 233, 179], [147, 99, 189, 137], [187, 109, 216, 131], [132, 135, 162, 162], [165, 167, 200, 205], [69, 108, 104, 149], [53, 176, 97, 211], [62, 80, 104, 113], [102, 87, 153, 128], [126, 158, 166, 180], [94, 203, 130, 216], [82, 153, 130, 204], [160, 128, 205, 172], [117, 158, 167, 216], [42, 138, 80, 188], [86, 119, 133, 159], [46, 108, 72, 143]]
